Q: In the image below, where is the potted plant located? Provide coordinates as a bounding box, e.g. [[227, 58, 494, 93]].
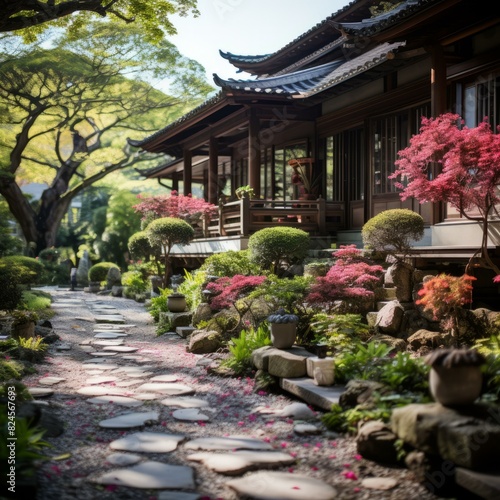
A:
[[425, 348, 486, 406], [10, 310, 39, 340], [288, 157, 320, 199], [267, 308, 299, 349], [235, 185, 255, 199], [167, 274, 187, 312]]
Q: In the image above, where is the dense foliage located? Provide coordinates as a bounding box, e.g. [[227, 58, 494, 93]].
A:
[[362, 209, 424, 258], [206, 275, 267, 311], [88, 262, 120, 283], [248, 227, 310, 275]]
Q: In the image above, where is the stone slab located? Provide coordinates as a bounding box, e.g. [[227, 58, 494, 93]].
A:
[[456, 467, 500, 500], [279, 378, 345, 411], [38, 377, 66, 386], [28, 387, 53, 398], [109, 432, 185, 453], [99, 411, 159, 429], [92, 461, 195, 489], [78, 386, 130, 396], [106, 452, 142, 466], [93, 332, 128, 339], [160, 397, 210, 409], [188, 450, 295, 475], [172, 409, 210, 422], [87, 395, 143, 407], [226, 471, 337, 499], [136, 383, 195, 396], [185, 436, 273, 451], [102, 345, 138, 353]]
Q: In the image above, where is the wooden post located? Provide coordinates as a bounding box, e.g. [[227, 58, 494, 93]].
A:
[[431, 44, 447, 225], [318, 197, 326, 233], [241, 197, 250, 236], [248, 110, 261, 197], [208, 136, 218, 205], [183, 148, 192, 196]]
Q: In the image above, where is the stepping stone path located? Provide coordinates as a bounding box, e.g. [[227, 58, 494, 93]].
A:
[[226, 471, 338, 499], [28, 290, 370, 499], [188, 450, 296, 475], [109, 432, 185, 452], [98, 410, 160, 428], [92, 462, 196, 490]]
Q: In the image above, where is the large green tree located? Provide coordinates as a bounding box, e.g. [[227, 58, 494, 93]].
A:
[[0, 22, 213, 253], [1, 1, 198, 43]]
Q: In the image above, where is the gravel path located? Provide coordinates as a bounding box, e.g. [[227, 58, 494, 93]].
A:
[[22, 288, 442, 500]]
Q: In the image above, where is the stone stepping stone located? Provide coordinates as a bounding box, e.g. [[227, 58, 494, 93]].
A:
[[123, 372, 154, 379], [150, 374, 178, 383], [28, 387, 53, 398], [82, 363, 119, 370], [55, 343, 71, 351], [185, 436, 273, 451], [109, 431, 185, 453], [93, 340, 125, 346], [38, 376, 66, 386], [106, 452, 142, 466], [89, 352, 117, 357], [95, 323, 136, 329], [136, 383, 195, 396], [94, 315, 125, 323], [157, 492, 201, 500], [103, 346, 138, 353], [294, 423, 321, 435], [172, 409, 210, 422], [94, 332, 128, 339], [121, 355, 152, 362], [226, 471, 337, 500], [92, 461, 195, 490], [188, 450, 295, 475], [87, 395, 143, 407], [361, 477, 398, 490], [77, 386, 130, 397], [85, 375, 119, 385], [99, 411, 159, 429], [115, 380, 142, 388], [257, 402, 317, 420], [94, 328, 126, 333], [80, 346, 94, 353], [134, 393, 160, 401], [160, 397, 210, 409], [85, 370, 105, 376]]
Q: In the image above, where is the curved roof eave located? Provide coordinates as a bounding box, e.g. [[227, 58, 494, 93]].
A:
[[128, 91, 225, 150]]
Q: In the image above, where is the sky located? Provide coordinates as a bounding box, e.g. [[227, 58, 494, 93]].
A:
[[168, 0, 349, 84]]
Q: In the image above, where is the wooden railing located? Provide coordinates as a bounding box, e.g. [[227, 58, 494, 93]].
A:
[[202, 198, 345, 238]]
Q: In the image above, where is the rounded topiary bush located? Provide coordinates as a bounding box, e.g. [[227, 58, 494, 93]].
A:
[[0, 255, 45, 285], [128, 231, 156, 261], [0, 263, 23, 310], [362, 209, 424, 257], [88, 262, 120, 283], [248, 227, 310, 275]]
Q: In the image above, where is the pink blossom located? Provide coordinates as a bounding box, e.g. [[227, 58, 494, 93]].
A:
[[343, 471, 358, 480]]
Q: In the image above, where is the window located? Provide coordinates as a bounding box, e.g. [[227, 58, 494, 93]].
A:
[[325, 129, 364, 202], [462, 74, 500, 129], [273, 143, 308, 200]]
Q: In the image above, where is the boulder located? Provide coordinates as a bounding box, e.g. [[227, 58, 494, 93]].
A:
[[356, 420, 400, 465], [339, 379, 388, 409], [192, 303, 213, 326], [376, 300, 404, 336], [407, 329, 450, 350], [385, 262, 413, 302], [106, 267, 122, 290], [187, 330, 222, 354]]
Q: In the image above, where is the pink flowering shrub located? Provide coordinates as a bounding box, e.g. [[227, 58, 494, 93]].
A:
[[206, 274, 267, 311], [306, 245, 383, 312], [133, 191, 217, 226]]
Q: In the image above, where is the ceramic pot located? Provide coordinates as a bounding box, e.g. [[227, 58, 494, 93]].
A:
[[269, 323, 297, 349], [11, 321, 35, 340], [429, 365, 483, 406], [167, 295, 187, 312]]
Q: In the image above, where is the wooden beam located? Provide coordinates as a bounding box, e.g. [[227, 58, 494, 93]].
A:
[[208, 136, 218, 205], [248, 109, 261, 197], [183, 148, 192, 196]]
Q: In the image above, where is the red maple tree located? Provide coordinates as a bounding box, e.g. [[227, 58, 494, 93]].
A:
[[391, 113, 500, 278]]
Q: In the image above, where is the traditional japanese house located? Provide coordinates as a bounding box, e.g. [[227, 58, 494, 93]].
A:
[[129, 0, 500, 275]]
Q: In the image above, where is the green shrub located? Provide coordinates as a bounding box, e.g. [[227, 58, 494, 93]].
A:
[[0, 256, 44, 286], [148, 287, 173, 322], [362, 209, 424, 258], [88, 262, 120, 282], [248, 227, 310, 275], [0, 358, 23, 382], [0, 264, 23, 310], [17, 336, 48, 363], [221, 324, 272, 374], [177, 269, 207, 311], [128, 231, 159, 261], [121, 270, 148, 295], [200, 250, 261, 277], [21, 290, 52, 312]]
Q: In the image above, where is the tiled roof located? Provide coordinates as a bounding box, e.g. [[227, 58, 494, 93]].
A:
[[214, 42, 405, 98], [213, 60, 343, 96]]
